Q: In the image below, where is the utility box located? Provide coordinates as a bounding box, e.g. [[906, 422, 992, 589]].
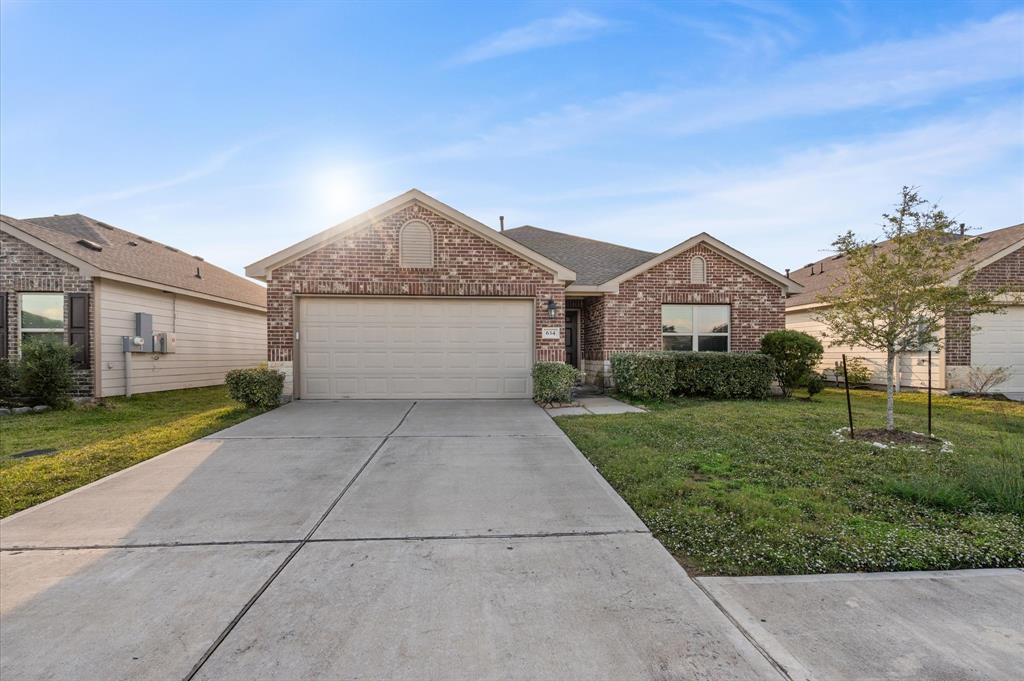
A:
[[121, 312, 155, 352], [155, 332, 176, 354]]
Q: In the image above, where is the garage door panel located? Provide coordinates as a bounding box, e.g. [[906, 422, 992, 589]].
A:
[[972, 307, 1024, 392], [298, 298, 534, 398], [505, 377, 529, 394], [304, 352, 331, 370], [304, 377, 331, 398]]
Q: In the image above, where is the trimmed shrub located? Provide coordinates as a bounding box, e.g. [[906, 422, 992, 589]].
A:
[[610, 352, 675, 400], [805, 373, 824, 399], [0, 358, 21, 405], [532, 362, 581, 404], [759, 330, 824, 397], [671, 352, 774, 399], [18, 339, 74, 409], [225, 367, 284, 409]]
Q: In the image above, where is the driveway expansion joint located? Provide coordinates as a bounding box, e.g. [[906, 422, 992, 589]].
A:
[[691, 577, 793, 681], [182, 399, 419, 681], [1, 529, 652, 553]]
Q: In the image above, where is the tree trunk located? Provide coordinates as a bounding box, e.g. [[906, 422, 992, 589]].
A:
[[885, 350, 896, 431]]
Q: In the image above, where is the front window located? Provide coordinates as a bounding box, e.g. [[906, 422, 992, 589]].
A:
[[20, 293, 64, 348], [662, 304, 729, 352]]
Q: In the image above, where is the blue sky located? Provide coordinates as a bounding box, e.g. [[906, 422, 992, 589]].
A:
[[2, 0, 1022, 277]]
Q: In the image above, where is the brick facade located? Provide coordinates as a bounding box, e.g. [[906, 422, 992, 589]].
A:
[[265, 202, 566, 386], [583, 244, 785, 360], [1, 231, 95, 396], [263, 200, 791, 394]]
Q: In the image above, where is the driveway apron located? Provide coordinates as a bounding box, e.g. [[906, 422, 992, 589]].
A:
[[1, 399, 781, 681]]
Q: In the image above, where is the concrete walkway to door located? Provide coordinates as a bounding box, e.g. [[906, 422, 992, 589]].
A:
[[0, 399, 780, 681]]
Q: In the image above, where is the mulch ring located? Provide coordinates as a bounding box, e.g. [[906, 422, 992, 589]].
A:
[[851, 429, 941, 446]]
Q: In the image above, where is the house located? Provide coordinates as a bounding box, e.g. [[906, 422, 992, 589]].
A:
[[1, 214, 267, 398], [786, 223, 1024, 396], [246, 189, 800, 399]]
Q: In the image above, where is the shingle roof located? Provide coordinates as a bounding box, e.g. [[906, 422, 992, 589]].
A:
[[2, 213, 266, 309], [785, 223, 1024, 308], [503, 225, 656, 285]]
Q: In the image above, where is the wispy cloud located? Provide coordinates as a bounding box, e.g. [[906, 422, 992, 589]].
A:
[[672, 0, 809, 60], [538, 107, 1023, 268], [78, 143, 248, 204], [448, 10, 610, 66], [428, 10, 1024, 158]]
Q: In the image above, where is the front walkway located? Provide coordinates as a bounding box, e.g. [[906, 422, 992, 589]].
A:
[[1, 399, 776, 681]]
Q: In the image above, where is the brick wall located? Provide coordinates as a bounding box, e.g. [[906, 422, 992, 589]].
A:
[[587, 244, 785, 359], [946, 247, 1023, 367], [1, 231, 95, 396], [265, 202, 566, 371]]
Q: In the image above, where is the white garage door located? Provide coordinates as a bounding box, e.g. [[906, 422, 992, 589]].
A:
[[972, 306, 1024, 393], [298, 297, 534, 399]]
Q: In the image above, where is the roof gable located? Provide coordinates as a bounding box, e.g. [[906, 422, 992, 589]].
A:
[[785, 222, 1024, 309], [246, 189, 576, 282], [1, 214, 266, 309], [601, 233, 801, 294]]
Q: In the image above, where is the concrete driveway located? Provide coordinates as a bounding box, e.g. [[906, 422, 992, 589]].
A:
[[0, 399, 779, 681]]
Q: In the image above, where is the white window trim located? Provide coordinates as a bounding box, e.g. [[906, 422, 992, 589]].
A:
[[661, 304, 730, 352], [18, 292, 66, 351]]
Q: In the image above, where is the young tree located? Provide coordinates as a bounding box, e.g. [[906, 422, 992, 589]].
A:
[[816, 187, 1008, 431]]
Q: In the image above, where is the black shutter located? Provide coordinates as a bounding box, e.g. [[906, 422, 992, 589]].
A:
[[69, 293, 90, 368], [0, 294, 7, 359]]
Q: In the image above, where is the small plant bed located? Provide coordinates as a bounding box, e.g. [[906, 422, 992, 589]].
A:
[[849, 429, 940, 446], [0, 386, 267, 517], [556, 388, 1023, 576]]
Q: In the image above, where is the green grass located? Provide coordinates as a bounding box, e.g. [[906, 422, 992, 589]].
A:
[[0, 386, 265, 517], [557, 388, 1024, 576]]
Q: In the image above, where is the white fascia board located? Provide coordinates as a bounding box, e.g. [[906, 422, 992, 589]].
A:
[[602, 232, 802, 293], [945, 240, 1024, 285]]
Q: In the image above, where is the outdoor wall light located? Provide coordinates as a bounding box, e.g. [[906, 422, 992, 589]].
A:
[[547, 298, 558, 318]]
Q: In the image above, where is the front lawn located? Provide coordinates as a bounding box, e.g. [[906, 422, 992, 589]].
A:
[[0, 386, 266, 517], [557, 388, 1024, 576]]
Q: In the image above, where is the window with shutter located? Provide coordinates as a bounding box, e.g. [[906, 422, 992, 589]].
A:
[[399, 221, 434, 268], [69, 293, 90, 368], [0, 294, 7, 359], [690, 256, 706, 284]]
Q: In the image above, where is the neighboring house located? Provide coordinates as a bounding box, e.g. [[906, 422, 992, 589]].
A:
[[786, 223, 1024, 395], [246, 189, 800, 399], [1, 214, 267, 397]]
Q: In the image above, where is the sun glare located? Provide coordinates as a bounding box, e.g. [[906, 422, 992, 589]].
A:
[[311, 166, 366, 219]]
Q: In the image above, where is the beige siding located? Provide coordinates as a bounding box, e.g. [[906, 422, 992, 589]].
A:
[[786, 308, 946, 390], [98, 279, 266, 397]]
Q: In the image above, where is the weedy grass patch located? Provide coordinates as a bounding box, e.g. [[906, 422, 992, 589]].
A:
[[558, 388, 1023, 575]]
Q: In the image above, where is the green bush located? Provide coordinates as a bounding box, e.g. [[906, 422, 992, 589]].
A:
[[671, 352, 775, 399], [18, 339, 74, 409], [0, 358, 21, 405], [805, 373, 824, 399], [225, 367, 284, 409], [610, 352, 675, 400], [759, 330, 824, 397], [532, 362, 581, 404]]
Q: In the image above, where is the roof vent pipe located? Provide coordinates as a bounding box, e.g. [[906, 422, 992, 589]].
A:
[[785, 268, 790, 279], [195, 267, 202, 279], [810, 264, 815, 276], [499, 216, 505, 232]]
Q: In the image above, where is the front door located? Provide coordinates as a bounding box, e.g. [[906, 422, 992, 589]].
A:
[[565, 310, 579, 368]]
